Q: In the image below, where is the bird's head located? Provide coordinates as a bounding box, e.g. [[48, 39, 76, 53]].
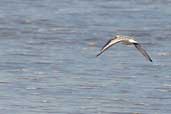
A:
[[115, 35, 121, 38]]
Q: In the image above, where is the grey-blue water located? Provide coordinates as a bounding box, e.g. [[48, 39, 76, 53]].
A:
[[0, 0, 171, 114]]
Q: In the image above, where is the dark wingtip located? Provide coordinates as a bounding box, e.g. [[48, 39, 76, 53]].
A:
[[96, 52, 102, 57], [148, 57, 152, 62]]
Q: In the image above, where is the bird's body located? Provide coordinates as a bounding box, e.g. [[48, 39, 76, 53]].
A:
[[97, 35, 152, 62]]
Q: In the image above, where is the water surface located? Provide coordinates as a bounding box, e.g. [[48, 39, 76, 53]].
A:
[[0, 0, 171, 114]]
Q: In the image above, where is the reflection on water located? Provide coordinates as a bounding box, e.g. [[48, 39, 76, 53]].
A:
[[0, 0, 171, 114]]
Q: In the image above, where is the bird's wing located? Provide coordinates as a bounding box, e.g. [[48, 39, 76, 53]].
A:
[[133, 43, 152, 62], [96, 38, 123, 57]]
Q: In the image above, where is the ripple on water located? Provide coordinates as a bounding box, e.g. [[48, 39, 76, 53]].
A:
[[0, 0, 171, 114]]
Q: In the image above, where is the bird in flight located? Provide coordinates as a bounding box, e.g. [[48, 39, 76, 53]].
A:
[[96, 35, 152, 62]]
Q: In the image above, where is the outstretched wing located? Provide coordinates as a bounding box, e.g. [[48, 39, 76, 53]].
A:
[[134, 43, 152, 62], [96, 38, 122, 57]]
